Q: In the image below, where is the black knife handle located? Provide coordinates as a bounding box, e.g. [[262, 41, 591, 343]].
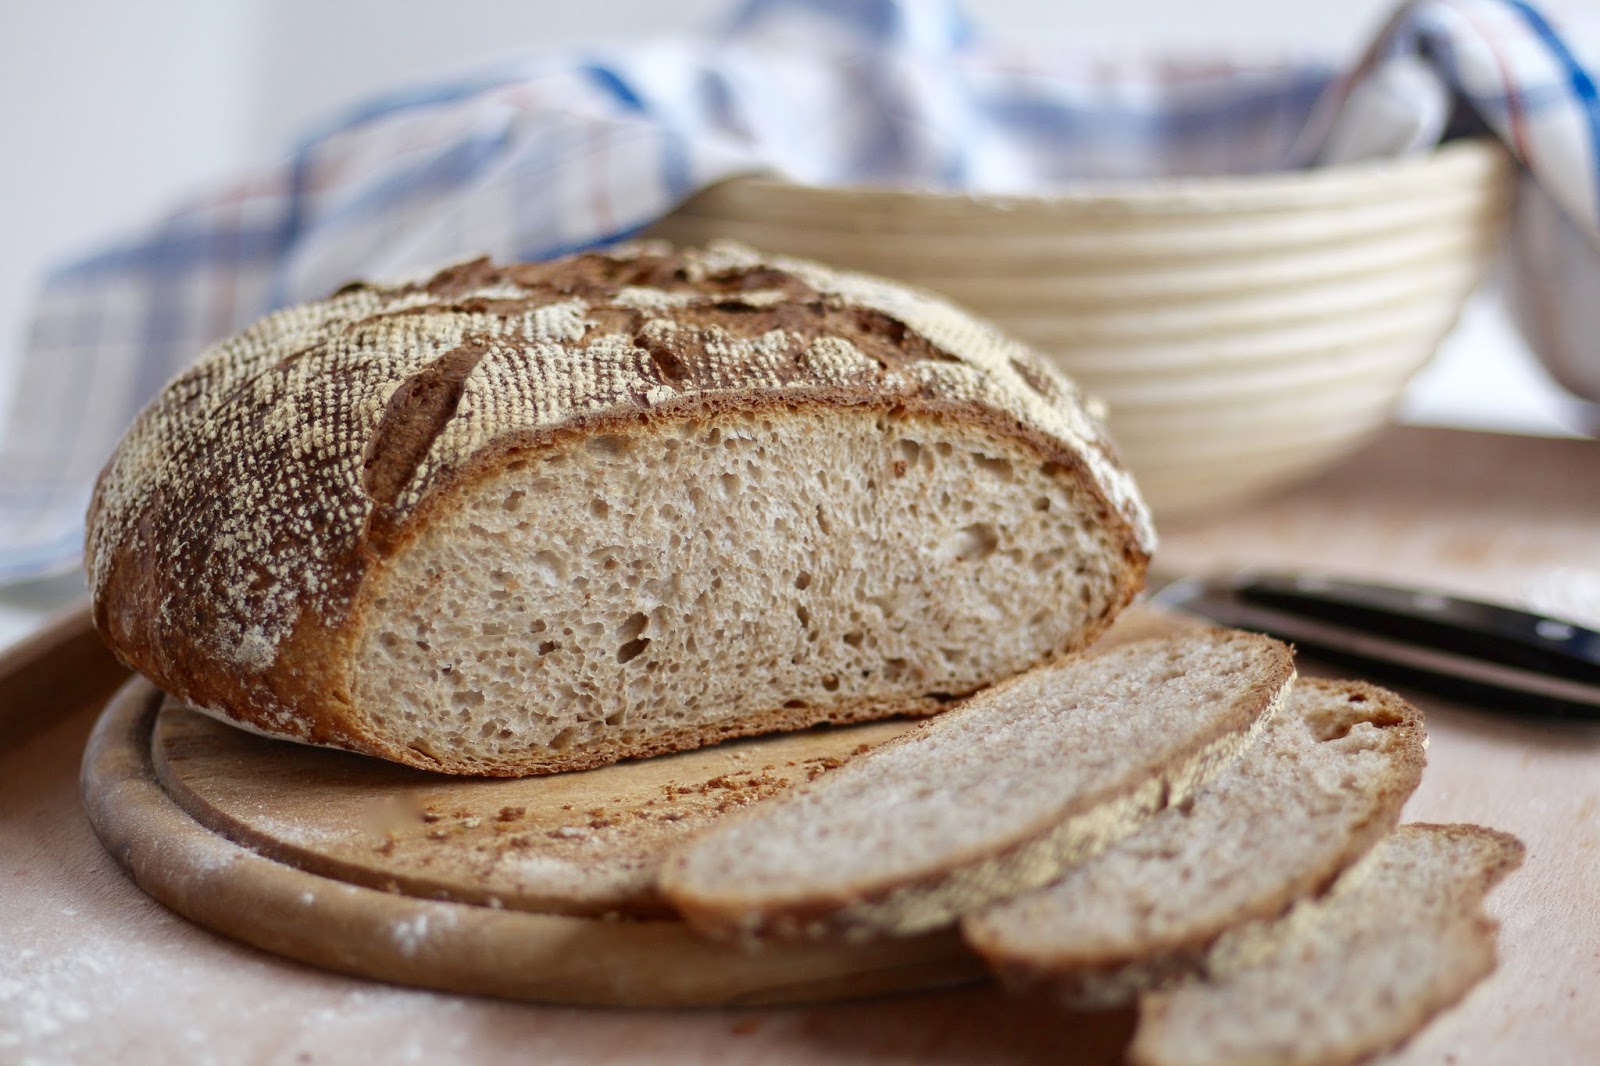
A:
[[1150, 572, 1600, 720], [1233, 573, 1600, 684]]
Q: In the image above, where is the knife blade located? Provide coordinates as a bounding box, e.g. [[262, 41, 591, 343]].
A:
[[1148, 571, 1600, 719]]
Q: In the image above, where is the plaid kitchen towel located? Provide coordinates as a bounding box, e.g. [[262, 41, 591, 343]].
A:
[[2, 0, 1597, 581]]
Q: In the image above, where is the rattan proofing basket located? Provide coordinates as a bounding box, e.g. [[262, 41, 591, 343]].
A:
[[649, 140, 1513, 520]]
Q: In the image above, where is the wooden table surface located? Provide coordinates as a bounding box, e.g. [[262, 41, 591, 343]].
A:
[[3, 425, 1598, 1064]]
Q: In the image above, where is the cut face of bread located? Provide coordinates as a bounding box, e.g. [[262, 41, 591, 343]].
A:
[[84, 242, 1153, 776], [963, 679, 1426, 1006], [657, 630, 1294, 943], [352, 405, 1133, 772], [1129, 823, 1525, 1066]]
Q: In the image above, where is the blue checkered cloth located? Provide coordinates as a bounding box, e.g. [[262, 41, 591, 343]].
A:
[[3, 0, 1597, 581]]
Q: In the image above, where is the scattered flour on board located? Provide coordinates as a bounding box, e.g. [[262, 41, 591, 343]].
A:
[[0, 933, 110, 1052], [391, 907, 460, 958], [4, 912, 473, 1066]]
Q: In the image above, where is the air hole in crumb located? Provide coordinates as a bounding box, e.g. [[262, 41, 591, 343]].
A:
[[585, 434, 630, 458], [1309, 705, 1400, 741], [530, 550, 566, 583], [617, 637, 650, 664], [538, 641, 560, 655], [549, 728, 576, 751], [590, 498, 610, 519], [1033, 496, 1051, 512], [896, 439, 922, 466], [1349, 693, 1368, 703], [795, 571, 812, 591], [795, 604, 812, 627], [502, 489, 526, 512], [1032, 548, 1066, 573], [973, 455, 1015, 483], [949, 523, 999, 561], [822, 675, 840, 692], [783, 699, 808, 709], [616, 612, 648, 643], [843, 631, 864, 648]]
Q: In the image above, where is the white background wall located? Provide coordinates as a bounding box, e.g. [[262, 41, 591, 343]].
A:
[[0, 0, 1586, 434]]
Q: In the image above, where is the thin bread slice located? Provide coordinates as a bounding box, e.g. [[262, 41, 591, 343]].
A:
[[963, 678, 1427, 1005], [658, 630, 1294, 943], [1130, 823, 1525, 1066]]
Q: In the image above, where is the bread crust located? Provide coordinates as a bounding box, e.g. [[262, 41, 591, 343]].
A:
[[86, 242, 1151, 774]]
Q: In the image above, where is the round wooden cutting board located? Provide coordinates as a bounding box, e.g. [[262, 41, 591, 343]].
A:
[[80, 678, 985, 1007]]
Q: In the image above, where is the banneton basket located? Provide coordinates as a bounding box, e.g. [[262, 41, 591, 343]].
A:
[[649, 140, 1513, 520]]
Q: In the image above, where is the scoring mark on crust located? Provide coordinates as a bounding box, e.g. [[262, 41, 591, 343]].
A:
[[363, 340, 491, 523]]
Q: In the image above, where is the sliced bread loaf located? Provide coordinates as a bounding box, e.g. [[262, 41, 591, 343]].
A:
[[657, 630, 1294, 942], [963, 678, 1426, 1005], [1129, 823, 1525, 1066], [84, 241, 1153, 776]]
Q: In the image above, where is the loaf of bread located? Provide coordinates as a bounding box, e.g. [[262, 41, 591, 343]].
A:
[[963, 678, 1427, 1005], [85, 241, 1153, 775], [659, 630, 1294, 942], [1129, 823, 1525, 1066]]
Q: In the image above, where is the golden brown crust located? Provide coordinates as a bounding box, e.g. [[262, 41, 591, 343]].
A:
[[86, 241, 1151, 774]]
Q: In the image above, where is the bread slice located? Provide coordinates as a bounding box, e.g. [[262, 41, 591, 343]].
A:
[[1129, 823, 1525, 1066], [963, 678, 1426, 1005], [657, 630, 1294, 942], [84, 241, 1153, 776]]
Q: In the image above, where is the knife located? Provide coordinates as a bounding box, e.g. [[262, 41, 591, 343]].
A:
[[1148, 572, 1600, 720]]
